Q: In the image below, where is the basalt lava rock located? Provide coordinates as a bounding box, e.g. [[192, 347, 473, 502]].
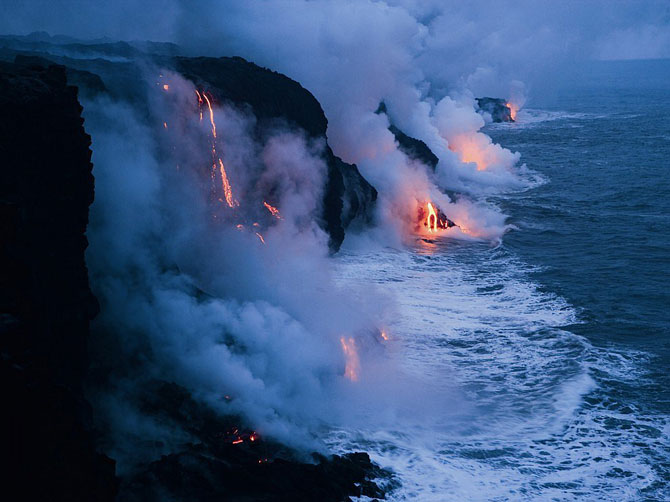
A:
[[0, 61, 118, 501], [476, 97, 514, 123]]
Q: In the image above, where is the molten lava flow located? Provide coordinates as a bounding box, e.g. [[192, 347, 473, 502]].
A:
[[218, 159, 236, 208], [255, 232, 266, 244], [202, 92, 217, 138], [417, 201, 454, 236], [506, 102, 519, 121], [263, 201, 281, 219], [380, 330, 389, 341], [426, 202, 438, 232], [340, 336, 360, 381], [195, 90, 204, 121], [195, 90, 238, 208], [163, 84, 169, 91]]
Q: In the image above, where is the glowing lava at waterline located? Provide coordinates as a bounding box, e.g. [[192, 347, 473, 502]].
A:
[[419, 201, 452, 234], [506, 102, 519, 121]]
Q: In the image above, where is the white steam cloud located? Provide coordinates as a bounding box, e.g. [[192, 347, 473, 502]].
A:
[[4, 0, 668, 470]]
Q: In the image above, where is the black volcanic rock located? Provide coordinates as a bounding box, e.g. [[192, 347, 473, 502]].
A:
[[120, 381, 388, 502], [376, 103, 439, 170], [0, 62, 118, 501], [389, 125, 439, 170], [476, 97, 514, 123]]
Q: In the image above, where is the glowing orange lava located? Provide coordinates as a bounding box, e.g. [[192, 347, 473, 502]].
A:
[[195, 90, 238, 208], [381, 330, 389, 341], [255, 232, 266, 244], [340, 336, 360, 381], [218, 159, 236, 208], [505, 102, 519, 121], [420, 201, 450, 234], [163, 84, 169, 91], [202, 92, 217, 138], [263, 201, 281, 219]]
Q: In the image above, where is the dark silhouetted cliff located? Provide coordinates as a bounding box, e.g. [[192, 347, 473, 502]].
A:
[[0, 61, 118, 501]]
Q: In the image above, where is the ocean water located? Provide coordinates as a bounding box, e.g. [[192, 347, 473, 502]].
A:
[[330, 59, 670, 501]]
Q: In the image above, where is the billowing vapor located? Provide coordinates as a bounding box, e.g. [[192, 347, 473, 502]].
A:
[[3, 0, 668, 472], [84, 75, 399, 467]]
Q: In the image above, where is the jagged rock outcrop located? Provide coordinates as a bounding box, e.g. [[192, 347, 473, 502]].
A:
[[476, 97, 514, 123], [375, 103, 439, 170], [0, 61, 118, 501]]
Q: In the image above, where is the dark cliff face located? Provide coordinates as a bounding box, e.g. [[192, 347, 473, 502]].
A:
[[0, 62, 118, 501], [476, 96, 514, 123]]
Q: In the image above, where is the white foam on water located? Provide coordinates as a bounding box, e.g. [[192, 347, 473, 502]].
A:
[[327, 241, 669, 501], [486, 109, 605, 130]]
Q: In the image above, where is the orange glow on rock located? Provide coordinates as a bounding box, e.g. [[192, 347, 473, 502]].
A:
[[263, 201, 281, 219]]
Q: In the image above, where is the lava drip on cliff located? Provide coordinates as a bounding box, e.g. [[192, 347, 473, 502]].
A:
[[195, 89, 239, 209]]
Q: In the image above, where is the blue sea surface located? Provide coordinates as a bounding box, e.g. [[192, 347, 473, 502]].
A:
[[331, 59, 670, 501]]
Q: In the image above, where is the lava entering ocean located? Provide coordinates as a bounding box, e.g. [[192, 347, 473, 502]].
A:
[[417, 201, 455, 235], [505, 101, 519, 121]]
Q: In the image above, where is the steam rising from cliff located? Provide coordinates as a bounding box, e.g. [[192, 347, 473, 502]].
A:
[[5, 0, 669, 470], [83, 76, 398, 465]]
